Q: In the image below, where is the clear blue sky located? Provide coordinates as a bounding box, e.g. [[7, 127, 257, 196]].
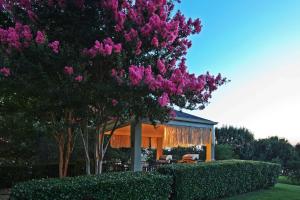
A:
[[178, 0, 300, 144]]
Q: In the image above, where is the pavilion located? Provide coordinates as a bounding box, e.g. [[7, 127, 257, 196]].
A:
[[107, 110, 217, 171]]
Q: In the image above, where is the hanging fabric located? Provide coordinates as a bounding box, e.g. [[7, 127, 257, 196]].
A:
[[163, 125, 211, 148]]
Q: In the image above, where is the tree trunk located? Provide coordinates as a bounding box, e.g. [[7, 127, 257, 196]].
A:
[[58, 139, 65, 178], [98, 132, 105, 174], [54, 111, 76, 178], [95, 126, 100, 175], [85, 156, 91, 175], [80, 124, 91, 175], [97, 118, 120, 174]]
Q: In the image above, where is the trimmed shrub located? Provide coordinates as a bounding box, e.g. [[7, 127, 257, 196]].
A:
[[157, 160, 280, 200], [10, 172, 172, 200]]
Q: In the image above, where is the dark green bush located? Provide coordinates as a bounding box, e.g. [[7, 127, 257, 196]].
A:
[[286, 160, 300, 182], [0, 162, 85, 188], [10, 172, 172, 200], [215, 144, 237, 160], [157, 160, 280, 200]]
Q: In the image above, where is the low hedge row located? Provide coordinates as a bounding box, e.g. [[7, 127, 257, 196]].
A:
[[10, 160, 280, 200], [157, 160, 280, 200], [10, 172, 172, 200]]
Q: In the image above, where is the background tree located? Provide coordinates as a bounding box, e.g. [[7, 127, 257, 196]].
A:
[[216, 126, 255, 159], [253, 136, 294, 168], [295, 143, 300, 160], [0, 92, 39, 163]]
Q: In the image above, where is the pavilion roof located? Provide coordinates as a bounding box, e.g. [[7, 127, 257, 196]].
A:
[[174, 110, 217, 125]]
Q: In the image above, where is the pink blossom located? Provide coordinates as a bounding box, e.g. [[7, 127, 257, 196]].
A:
[[149, 14, 161, 28], [128, 8, 138, 22], [74, 75, 83, 82], [157, 59, 166, 74], [112, 99, 118, 106], [94, 40, 102, 50], [113, 43, 122, 53], [22, 25, 32, 41], [158, 92, 169, 107], [135, 41, 142, 55], [35, 31, 46, 44], [140, 24, 152, 36], [144, 65, 154, 84], [151, 36, 159, 47], [193, 19, 202, 33], [104, 44, 113, 55], [102, 0, 118, 11], [48, 41, 60, 53], [88, 48, 97, 58], [129, 65, 144, 86], [111, 68, 117, 77], [103, 37, 114, 45], [169, 110, 177, 119], [124, 28, 138, 42], [0, 67, 10, 77], [115, 11, 126, 31], [7, 27, 21, 49], [64, 66, 74, 75], [27, 10, 38, 22]]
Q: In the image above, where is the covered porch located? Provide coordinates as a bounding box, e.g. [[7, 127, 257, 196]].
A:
[[107, 111, 217, 171]]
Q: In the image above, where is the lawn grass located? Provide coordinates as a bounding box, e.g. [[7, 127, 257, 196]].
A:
[[223, 183, 300, 200]]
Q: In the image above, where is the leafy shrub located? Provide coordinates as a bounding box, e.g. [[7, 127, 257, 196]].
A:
[[10, 172, 172, 200], [157, 160, 280, 200], [0, 162, 85, 188], [286, 160, 300, 182], [278, 176, 300, 185], [215, 144, 237, 160]]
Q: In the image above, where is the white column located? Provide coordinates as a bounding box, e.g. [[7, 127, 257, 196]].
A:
[[211, 126, 216, 161], [130, 120, 142, 171]]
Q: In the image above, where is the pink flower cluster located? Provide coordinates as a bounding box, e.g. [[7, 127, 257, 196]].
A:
[[157, 59, 166, 75], [48, 41, 60, 54], [64, 65, 83, 82], [113, 59, 225, 108], [75, 75, 83, 82], [129, 65, 144, 86], [64, 66, 74, 75], [111, 68, 125, 84], [0, 23, 59, 54], [112, 99, 118, 106], [35, 31, 46, 44], [158, 92, 169, 107], [98, 0, 202, 59], [0, 23, 32, 49], [0, 67, 10, 77], [84, 37, 122, 58]]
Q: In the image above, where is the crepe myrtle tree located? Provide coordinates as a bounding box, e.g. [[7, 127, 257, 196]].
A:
[[0, 0, 226, 176]]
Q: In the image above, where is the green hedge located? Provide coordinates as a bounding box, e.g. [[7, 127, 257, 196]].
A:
[[10, 172, 172, 200], [157, 160, 280, 200]]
